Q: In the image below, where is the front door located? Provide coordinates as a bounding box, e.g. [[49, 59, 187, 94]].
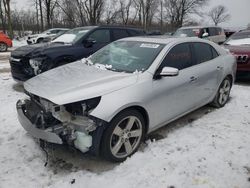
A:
[[149, 43, 198, 128]]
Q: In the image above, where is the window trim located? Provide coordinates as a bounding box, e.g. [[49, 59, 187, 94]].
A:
[[153, 42, 194, 77], [111, 29, 130, 41], [191, 42, 219, 66], [85, 28, 111, 44]]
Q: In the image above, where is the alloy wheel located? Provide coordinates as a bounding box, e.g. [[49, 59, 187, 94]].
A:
[[110, 116, 143, 159], [218, 79, 231, 105]]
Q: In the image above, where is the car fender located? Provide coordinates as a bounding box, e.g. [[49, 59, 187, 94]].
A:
[[90, 73, 153, 124]]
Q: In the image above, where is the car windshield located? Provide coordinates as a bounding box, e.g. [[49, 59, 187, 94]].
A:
[[41, 29, 51, 34], [173, 28, 200, 37], [88, 41, 164, 73], [224, 31, 250, 46], [52, 28, 90, 44]]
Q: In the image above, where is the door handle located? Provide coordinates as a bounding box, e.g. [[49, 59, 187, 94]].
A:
[[190, 76, 198, 82]]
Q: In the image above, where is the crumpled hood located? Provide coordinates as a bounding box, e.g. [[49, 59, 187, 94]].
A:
[[24, 61, 138, 105], [11, 42, 66, 57]]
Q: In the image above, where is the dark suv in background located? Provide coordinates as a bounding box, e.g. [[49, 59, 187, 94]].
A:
[[10, 26, 145, 82]]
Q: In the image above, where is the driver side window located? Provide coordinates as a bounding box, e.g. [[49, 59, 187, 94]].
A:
[[159, 43, 193, 71], [88, 29, 111, 43]]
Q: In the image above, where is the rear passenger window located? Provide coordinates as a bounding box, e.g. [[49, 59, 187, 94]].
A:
[[211, 47, 219, 58], [128, 29, 144, 36], [160, 43, 192, 70], [208, 28, 216, 36], [113, 29, 129, 40], [193, 43, 214, 64], [88, 29, 111, 43]]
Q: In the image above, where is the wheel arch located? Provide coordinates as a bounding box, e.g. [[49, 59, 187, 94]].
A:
[[52, 55, 76, 68], [36, 37, 44, 43], [226, 74, 233, 84], [112, 105, 150, 134], [90, 105, 150, 157]]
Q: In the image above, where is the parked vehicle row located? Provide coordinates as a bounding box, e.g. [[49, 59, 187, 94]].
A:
[[9, 24, 250, 162], [16, 36, 236, 162], [10, 26, 145, 82]]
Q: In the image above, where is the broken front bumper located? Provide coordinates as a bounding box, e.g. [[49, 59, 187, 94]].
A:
[[16, 100, 63, 144]]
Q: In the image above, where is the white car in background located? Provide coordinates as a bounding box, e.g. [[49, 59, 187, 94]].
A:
[[27, 28, 69, 44], [174, 26, 226, 44]]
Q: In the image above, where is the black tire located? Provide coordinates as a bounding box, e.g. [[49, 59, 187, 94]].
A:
[[0, 42, 7, 52], [211, 77, 232, 108], [36, 38, 43, 43], [101, 109, 145, 162]]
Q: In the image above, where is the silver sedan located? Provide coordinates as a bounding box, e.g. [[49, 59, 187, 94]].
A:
[[17, 37, 236, 162]]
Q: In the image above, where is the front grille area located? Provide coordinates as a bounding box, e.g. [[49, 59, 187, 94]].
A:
[[24, 99, 60, 129], [10, 56, 34, 81], [235, 54, 249, 64]]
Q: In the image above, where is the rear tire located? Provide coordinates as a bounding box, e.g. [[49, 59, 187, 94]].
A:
[[101, 109, 145, 162], [211, 77, 232, 108], [0, 42, 7, 52]]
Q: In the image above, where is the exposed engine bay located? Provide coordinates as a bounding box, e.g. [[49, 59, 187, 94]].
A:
[[17, 92, 103, 153]]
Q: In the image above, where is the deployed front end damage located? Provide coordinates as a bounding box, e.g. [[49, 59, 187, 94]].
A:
[[16, 94, 104, 153]]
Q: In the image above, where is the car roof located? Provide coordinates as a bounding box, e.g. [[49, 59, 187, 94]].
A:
[[238, 29, 250, 33], [97, 25, 143, 30], [119, 36, 209, 44], [179, 26, 222, 30], [48, 28, 69, 30]]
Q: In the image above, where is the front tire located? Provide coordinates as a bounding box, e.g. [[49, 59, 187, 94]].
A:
[[211, 77, 232, 108], [101, 109, 145, 162]]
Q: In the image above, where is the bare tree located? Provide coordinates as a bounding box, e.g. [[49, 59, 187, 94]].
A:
[[163, 0, 209, 29], [2, 0, 13, 38], [56, 0, 77, 27], [43, 0, 58, 28], [208, 5, 230, 26], [75, 0, 87, 25], [83, 0, 104, 25], [134, 0, 159, 30], [119, 0, 133, 25], [38, 0, 44, 31], [0, 0, 7, 33], [104, 0, 120, 24]]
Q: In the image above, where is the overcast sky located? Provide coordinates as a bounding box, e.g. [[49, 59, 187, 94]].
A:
[[12, 0, 250, 29]]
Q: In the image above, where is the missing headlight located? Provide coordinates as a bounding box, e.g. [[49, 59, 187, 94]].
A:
[[64, 97, 101, 116]]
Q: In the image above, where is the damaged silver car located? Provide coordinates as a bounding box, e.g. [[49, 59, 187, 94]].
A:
[[17, 37, 236, 162]]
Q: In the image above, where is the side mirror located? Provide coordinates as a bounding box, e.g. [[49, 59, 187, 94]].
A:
[[202, 32, 209, 38], [83, 38, 96, 48], [160, 67, 179, 77], [154, 67, 179, 79]]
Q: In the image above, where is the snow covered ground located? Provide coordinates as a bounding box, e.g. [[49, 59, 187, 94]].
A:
[[12, 39, 28, 48], [0, 72, 250, 188]]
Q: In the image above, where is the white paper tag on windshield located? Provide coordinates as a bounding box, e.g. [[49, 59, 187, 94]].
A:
[[140, 43, 160, 48]]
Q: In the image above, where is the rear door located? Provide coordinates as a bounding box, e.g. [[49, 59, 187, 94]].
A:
[[190, 42, 222, 103]]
